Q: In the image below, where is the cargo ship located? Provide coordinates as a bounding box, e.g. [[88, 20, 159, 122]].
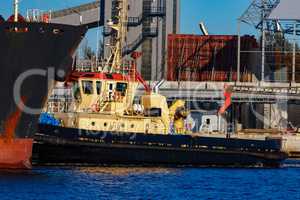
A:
[[34, 0, 287, 167], [0, 98, 33, 169], [0, 0, 87, 169]]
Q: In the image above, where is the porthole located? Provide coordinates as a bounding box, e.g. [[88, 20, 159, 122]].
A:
[[104, 122, 107, 127], [131, 124, 134, 128], [91, 122, 95, 126]]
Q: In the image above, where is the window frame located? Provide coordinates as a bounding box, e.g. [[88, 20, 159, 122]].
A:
[[81, 80, 94, 95], [96, 81, 102, 95]]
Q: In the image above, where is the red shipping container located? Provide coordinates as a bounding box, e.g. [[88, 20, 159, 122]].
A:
[[167, 34, 258, 82]]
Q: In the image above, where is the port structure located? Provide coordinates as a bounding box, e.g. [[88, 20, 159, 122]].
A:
[[50, 1, 105, 28], [136, 81, 300, 104], [239, 0, 280, 29], [196, 0, 300, 131], [238, 0, 281, 83], [156, 0, 300, 131], [47, 0, 300, 132], [238, 0, 300, 83], [103, 2, 166, 56]]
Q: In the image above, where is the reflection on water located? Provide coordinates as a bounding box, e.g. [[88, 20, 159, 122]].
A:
[[78, 167, 178, 176], [283, 159, 300, 168]]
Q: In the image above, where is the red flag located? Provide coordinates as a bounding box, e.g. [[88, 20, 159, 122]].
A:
[[218, 85, 232, 115]]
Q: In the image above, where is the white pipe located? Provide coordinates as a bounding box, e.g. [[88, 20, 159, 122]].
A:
[[14, 0, 19, 22], [153, 79, 165, 93], [199, 22, 208, 36]]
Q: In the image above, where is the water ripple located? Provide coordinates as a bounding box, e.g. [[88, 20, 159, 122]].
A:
[[0, 164, 299, 200]]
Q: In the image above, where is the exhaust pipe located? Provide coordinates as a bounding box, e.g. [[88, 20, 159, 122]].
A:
[[153, 79, 165, 93]]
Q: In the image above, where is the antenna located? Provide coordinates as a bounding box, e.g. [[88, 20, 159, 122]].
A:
[[14, 0, 19, 22], [107, 0, 128, 73]]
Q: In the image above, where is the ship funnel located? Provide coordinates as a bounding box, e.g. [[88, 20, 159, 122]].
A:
[[153, 79, 165, 94], [199, 22, 209, 36]]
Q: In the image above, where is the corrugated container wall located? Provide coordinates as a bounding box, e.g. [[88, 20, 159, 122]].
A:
[[167, 34, 258, 82]]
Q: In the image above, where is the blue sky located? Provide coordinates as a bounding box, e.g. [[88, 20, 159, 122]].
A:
[[0, 0, 257, 46], [180, 0, 255, 35]]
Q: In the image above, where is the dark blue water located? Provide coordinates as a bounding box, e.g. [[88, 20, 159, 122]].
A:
[[0, 163, 300, 200]]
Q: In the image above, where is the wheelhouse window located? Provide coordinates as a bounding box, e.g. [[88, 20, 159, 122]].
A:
[[82, 80, 93, 94], [73, 81, 81, 100], [96, 81, 102, 95], [116, 82, 128, 96], [109, 83, 113, 91]]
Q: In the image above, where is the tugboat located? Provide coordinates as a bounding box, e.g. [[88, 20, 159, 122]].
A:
[[34, 0, 287, 167], [0, 0, 87, 169]]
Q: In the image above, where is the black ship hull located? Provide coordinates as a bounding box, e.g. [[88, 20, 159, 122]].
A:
[[33, 125, 288, 167], [0, 22, 87, 138]]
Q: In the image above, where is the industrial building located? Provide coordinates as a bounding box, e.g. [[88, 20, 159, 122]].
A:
[[48, 0, 180, 80], [103, 0, 180, 80]]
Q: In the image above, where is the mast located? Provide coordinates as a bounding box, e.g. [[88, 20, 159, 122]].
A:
[[14, 0, 19, 22], [108, 0, 128, 73]]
